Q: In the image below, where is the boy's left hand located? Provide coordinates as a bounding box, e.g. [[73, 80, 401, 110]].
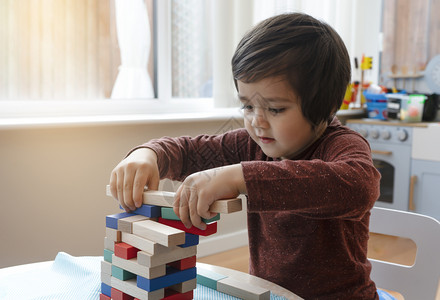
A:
[[174, 163, 246, 230]]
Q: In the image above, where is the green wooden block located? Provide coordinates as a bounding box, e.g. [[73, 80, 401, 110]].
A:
[[160, 207, 220, 223], [196, 268, 228, 290], [103, 249, 113, 263], [112, 265, 136, 281]]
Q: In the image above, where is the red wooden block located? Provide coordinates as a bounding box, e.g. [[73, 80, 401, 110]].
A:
[[167, 255, 197, 270], [163, 289, 194, 300], [99, 293, 111, 300], [114, 242, 140, 260], [158, 217, 217, 236], [111, 287, 134, 300]]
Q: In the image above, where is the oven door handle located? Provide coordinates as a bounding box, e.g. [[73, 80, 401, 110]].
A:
[[371, 150, 393, 156], [409, 175, 417, 211]]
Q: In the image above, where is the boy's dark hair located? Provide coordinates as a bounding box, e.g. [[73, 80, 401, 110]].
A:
[[232, 13, 351, 128]]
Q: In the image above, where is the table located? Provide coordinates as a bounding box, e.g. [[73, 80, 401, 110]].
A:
[[0, 253, 302, 300]]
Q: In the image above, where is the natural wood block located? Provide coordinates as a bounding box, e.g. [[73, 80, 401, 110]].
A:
[[101, 260, 112, 275], [217, 277, 270, 300], [132, 220, 185, 247], [112, 254, 166, 279], [106, 212, 135, 229], [168, 278, 197, 294], [105, 227, 121, 242], [137, 245, 197, 268], [158, 217, 217, 236], [104, 237, 115, 251], [115, 242, 140, 260], [106, 185, 242, 214], [118, 215, 151, 233], [111, 276, 164, 300], [101, 271, 111, 286], [121, 232, 171, 255], [167, 255, 196, 271]]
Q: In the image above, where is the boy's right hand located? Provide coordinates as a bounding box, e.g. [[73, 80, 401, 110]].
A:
[[109, 148, 160, 212]]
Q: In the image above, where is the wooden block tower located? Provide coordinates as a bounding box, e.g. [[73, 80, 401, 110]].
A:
[[100, 185, 243, 300]]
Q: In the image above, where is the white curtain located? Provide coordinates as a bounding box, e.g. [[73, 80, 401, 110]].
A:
[[111, 0, 154, 99]]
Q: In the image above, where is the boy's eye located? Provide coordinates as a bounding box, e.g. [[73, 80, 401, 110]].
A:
[[241, 104, 254, 111], [268, 107, 285, 114]]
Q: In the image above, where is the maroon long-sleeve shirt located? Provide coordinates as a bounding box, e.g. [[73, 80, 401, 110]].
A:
[[132, 118, 381, 299]]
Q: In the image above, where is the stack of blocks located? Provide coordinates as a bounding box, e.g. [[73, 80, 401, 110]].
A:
[[100, 186, 270, 300]]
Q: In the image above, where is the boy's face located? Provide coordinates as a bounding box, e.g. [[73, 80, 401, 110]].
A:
[[238, 77, 317, 160]]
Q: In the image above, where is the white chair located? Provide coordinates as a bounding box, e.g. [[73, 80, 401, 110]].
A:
[[368, 207, 440, 300]]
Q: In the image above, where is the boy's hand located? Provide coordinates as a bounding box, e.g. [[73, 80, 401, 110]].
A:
[[109, 148, 160, 212], [174, 164, 246, 230]]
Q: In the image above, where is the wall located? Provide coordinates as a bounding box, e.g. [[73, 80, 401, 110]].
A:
[[0, 118, 247, 268]]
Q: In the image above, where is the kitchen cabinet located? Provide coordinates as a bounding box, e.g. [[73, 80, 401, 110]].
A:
[[411, 159, 440, 221]]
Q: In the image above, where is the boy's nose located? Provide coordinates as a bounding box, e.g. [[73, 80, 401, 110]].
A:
[[251, 108, 268, 128]]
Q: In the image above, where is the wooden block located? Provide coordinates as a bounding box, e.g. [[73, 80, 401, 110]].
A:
[[111, 276, 164, 300], [101, 282, 112, 297], [112, 264, 137, 281], [100, 293, 111, 300], [160, 207, 220, 223], [168, 278, 197, 293], [167, 255, 196, 271], [101, 271, 111, 286], [196, 267, 228, 290], [105, 227, 122, 242], [104, 237, 116, 251], [120, 204, 161, 218], [112, 254, 166, 279], [178, 233, 199, 248], [121, 232, 170, 255], [209, 198, 242, 214], [111, 287, 135, 300], [217, 277, 271, 300], [106, 212, 135, 229], [137, 267, 197, 292], [137, 245, 197, 268], [158, 218, 217, 236], [118, 215, 151, 233], [101, 260, 112, 275], [106, 185, 242, 214], [103, 249, 113, 263], [132, 220, 185, 247], [115, 242, 140, 260], [163, 289, 193, 300]]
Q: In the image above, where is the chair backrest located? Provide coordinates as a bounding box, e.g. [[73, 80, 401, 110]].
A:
[[368, 207, 440, 300]]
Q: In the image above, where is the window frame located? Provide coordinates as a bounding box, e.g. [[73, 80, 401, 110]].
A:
[[0, 0, 239, 127]]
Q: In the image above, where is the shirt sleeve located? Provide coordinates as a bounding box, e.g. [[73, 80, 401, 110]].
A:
[[242, 131, 380, 221], [128, 128, 251, 181]]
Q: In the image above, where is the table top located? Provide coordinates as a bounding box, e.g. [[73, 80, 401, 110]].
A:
[[196, 263, 302, 300]]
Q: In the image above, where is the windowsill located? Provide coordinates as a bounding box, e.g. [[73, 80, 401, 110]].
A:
[[0, 98, 244, 129]]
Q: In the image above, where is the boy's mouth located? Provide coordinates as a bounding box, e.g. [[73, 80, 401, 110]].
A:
[[258, 136, 275, 144]]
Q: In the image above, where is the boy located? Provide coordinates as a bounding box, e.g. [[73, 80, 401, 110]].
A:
[[109, 13, 382, 299]]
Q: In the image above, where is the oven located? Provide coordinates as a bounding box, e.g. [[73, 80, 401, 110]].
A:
[[346, 120, 414, 211]]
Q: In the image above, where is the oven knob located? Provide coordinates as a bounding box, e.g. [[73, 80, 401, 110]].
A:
[[370, 130, 379, 139], [358, 129, 368, 138], [397, 129, 408, 141], [381, 130, 391, 140]]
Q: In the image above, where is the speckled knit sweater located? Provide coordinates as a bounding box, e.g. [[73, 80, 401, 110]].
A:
[[132, 118, 381, 299]]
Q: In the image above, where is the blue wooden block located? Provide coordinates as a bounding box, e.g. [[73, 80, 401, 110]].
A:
[[101, 282, 111, 297], [119, 204, 161, 218], [178, 233, 199, 248], [106, 212, 135, 229], [137, 266, 197, 292]]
